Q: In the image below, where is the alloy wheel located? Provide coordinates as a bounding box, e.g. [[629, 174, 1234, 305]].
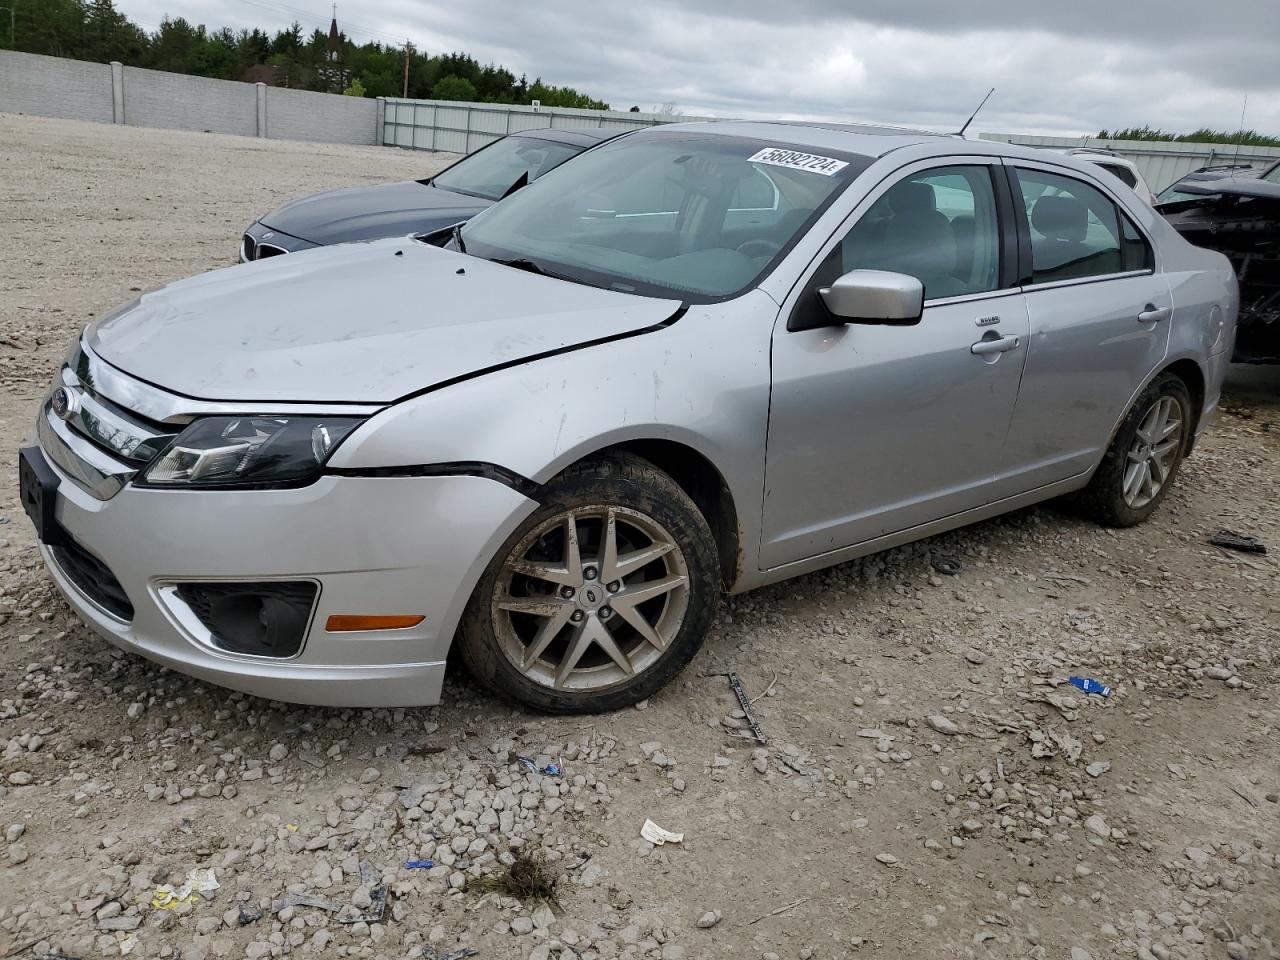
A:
[[492, 506, 690, 692], [1122, 395, 1184, 509]]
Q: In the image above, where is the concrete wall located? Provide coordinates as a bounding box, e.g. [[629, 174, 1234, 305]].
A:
[[0, 49, 379, 145], [266, 85, 378, 145], [121, 64, 257, 136], [0, 49, 115, 123]]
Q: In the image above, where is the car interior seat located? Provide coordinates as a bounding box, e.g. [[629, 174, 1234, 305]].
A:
[[859, 180, 964, 299], [1029, 195, 1113, 280]]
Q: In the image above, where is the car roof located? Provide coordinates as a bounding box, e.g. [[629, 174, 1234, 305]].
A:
[[507, 127, 621, 146], [652, 119, 947, 158]]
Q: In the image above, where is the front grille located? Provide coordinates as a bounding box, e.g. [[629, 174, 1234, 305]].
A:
[[175, 582, 317, 657], [242, 234, 257, 261], [255, 243, 287, 259], [52, 537, 134, 621]]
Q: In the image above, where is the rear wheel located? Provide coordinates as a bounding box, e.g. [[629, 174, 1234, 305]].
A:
[[457, 453, 719, 713], [1076, 373, 1191, 527]]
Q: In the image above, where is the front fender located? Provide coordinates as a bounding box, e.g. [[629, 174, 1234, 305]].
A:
[[328, 292, 780, 577]]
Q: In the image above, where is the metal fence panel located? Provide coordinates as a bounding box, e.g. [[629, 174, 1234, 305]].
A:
[[380, 98, 713, 155], [980, 131, 1280, 191]]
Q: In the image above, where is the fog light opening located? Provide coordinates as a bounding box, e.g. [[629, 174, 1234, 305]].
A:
[[174, 582, 317, 658]]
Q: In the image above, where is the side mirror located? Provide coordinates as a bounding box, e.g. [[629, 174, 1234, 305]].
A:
[[814, 269, 924, 327]]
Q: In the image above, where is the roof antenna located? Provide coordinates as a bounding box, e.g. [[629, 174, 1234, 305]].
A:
[[957, 87, 995, 138], [1230, 94, 1248, 170]]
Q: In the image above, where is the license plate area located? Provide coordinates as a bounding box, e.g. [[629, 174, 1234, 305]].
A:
[[19, 446, 68, 547]]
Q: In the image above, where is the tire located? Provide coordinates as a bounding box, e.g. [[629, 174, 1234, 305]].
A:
[[457, 452, 720, 713], [1075, 372, 1192, 528]]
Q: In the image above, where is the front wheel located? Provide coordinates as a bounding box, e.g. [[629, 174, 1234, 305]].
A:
[[456, 453, 720, 713], [1075, 373, 1192, 527]]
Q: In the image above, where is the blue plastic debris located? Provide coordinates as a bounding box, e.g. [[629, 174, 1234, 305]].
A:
[[515, 756, 562, 776], [1069, 676, 1112, 697], [403, 859, 434, 870]]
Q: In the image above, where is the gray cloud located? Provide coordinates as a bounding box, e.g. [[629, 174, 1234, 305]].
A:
[[119, 0, 1280, 136]]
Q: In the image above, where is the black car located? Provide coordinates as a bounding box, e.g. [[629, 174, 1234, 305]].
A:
[[1154, 158, 1276, 205], [240, 127, 620, 261], [1156, 159, 1280, 362]]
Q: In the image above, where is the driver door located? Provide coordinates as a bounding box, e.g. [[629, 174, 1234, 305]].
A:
[[761, 159, 1030, 569]]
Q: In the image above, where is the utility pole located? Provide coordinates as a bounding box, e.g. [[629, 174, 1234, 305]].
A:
[[402, 40, 412, 98]]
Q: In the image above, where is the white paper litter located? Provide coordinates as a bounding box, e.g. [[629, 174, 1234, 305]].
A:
[[640, 819, 684, 845]]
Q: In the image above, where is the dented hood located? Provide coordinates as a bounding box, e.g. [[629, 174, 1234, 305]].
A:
[[87, 239, 680, 404]]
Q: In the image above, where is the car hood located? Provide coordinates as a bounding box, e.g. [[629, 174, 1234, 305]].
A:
[[1180, 177, 1280, 201], [86, 239, 681, 404], [259, 181, 491, 245]]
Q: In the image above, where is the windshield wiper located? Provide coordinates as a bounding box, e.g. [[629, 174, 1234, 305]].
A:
[[451, 223, 467, 254], [493, 257, 549, 276]]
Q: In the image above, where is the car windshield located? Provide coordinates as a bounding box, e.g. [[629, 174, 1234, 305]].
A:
[[431, 136, 585, 202], [1158, 185, 1208, 204], [458, 130, 869, 301], [1264, 162, 1280, 184]]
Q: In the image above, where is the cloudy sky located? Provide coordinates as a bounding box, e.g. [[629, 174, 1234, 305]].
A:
[[117, 0, 1279, 137]]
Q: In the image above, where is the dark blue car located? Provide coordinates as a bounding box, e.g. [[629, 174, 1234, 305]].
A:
[[240, 127, 619, 261]]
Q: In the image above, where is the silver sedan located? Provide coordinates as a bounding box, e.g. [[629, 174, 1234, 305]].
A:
[[22, 121, 1237, 713]]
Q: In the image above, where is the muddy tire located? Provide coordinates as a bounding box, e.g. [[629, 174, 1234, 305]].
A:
[[1075, 372, 1192, 528], [457, 452, 720, 713]]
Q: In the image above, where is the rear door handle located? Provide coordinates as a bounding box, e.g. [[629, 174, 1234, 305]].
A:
[[1137, 305, 1171, 323], [970, 335, 1020, 356]]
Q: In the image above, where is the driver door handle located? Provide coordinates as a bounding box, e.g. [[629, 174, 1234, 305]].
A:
[[970, 335, 1020, 356], [1137, 305, 1171, 323]]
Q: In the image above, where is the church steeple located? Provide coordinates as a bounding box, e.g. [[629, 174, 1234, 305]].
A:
[[326, 5, 342, 63]]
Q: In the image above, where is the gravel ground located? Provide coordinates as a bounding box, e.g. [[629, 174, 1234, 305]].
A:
[[0, 113, 1278, 960]]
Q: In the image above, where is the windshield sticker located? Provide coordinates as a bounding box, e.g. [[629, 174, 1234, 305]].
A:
[[748, 148, 848, 176]]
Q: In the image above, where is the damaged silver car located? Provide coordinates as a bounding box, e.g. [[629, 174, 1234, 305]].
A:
[[21, 122, 1237, 713]]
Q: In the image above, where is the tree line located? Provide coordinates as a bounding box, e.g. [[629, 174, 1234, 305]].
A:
[[1097, 126, 1280, 148], [5, 0, 611, 109]]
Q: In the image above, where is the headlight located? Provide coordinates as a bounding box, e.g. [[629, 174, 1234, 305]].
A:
[[139, 417, 362, 488]]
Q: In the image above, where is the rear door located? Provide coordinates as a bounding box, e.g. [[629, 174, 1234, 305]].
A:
[[999, 162, 1171, 489]]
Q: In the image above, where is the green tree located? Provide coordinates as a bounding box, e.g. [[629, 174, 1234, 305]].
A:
[[342, 77, 365, 97], [82, 0, 146, 63], [5, 4, 611, 114], [12, 0, 87, 58], [432, 74, 477, 102], [1097, 126, 1280, 148]]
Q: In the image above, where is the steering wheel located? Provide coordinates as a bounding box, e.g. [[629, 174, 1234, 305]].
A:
[[736, 239, 783, 258]]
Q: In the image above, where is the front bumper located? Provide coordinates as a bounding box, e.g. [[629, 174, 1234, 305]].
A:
[[37, 452, 534, 707]]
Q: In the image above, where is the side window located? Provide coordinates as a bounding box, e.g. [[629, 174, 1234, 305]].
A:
[[839, 165, 1001, 300], [1121, 213, 1154, 272], [1014, 169, 1134, 283], [605, 165, 684, 217], [1100, 163, 1138, 188], [730, 168, 778, 211]]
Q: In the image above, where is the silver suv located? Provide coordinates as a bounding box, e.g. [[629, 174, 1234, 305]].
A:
[[21, 122, 1238, 713]]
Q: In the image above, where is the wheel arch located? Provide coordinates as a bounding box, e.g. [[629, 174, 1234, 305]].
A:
[[553, 438, 744, 591], [1160, 356, 1206, 448], [1100, 353, 1208, 466]]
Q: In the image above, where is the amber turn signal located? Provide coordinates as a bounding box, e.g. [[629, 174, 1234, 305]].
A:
[[325, 614, 425, 632]]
